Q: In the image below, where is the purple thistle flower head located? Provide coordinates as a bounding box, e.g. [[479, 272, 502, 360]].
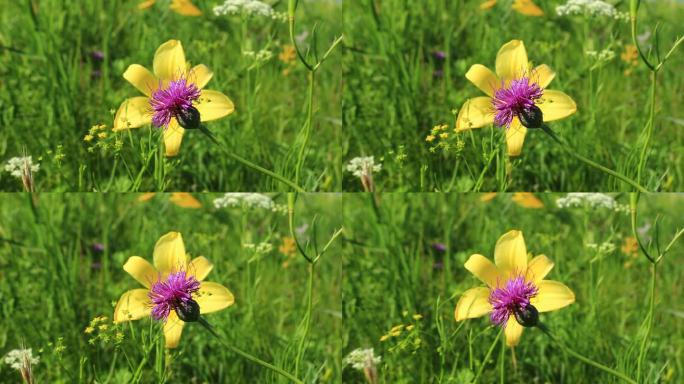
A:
[[488, 275, 538, 327], [492, 77, 543, 128], [433, 51, 447, 61], [149, 270, 201, 322], [150, 77, 201, 129]]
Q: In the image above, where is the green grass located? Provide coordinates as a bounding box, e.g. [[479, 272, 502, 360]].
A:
[[0, 192, 342, 383], [0, 0, 342, 192], [342, 192, 684, 383], [342, 0, 684, 192]]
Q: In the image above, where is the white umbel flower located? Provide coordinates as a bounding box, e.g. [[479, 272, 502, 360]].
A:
[[4, 156, 39, 178]]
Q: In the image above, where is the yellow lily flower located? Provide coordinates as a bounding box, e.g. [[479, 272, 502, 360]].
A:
[[456, 40, 576, 156], [455, 230, 575, 346], [480, 192, 544, 208], [138, 0, 203, 16], [480, 0, 544, 16], [113, 232, 235, 348], [138, 192, 203, 208], [113, 40, 235, 156]]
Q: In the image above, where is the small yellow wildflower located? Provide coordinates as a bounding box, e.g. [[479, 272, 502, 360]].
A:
[[84, 134, 94, 142], [412, 314, 423, 321], [390, 324, 404, 333], [98, 132, 107, 139], [138, 0, 202, 16], [98, 324, 108, 331], [278, 45, 297, 64], [425, 134, 436, 142], [439, 133, 449, 139], [84, 326, 95, 334], [406, 325, 415, 331], [380, 335, 390, 342]]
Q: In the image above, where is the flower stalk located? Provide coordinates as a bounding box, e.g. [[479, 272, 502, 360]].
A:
[[537, 323, 637, 384], [195, 316, 303, 384], [539, 124, 648, 192]]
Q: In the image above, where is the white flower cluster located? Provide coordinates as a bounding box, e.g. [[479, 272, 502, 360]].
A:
[[585, 48, 615, 61], [556, 0, 629, 20], [587, 241, 616, 254], [243, 241, 273, 253], [556, 193, 618, 209], [4, 156, 39, 178], [243, 49, 273, 62], [346, 156, 381, 179], [213, 0, 287, 20], [343, 348, 381, 371], [214, 193, 273, 209], [4, 349, 39, 371]]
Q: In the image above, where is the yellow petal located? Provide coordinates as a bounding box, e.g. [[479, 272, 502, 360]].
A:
[[504, 316, 524, 346], [525, 254, 554, 283], [169, 192, 202, 208], [138, 192, 156, 202], [171, 0, 203, 16], [480, 192, 498, 202], [495, 40, 529, 82], [196, 90, 235, 122], [531, 280, 575, 312], [113, 289, 151, 323], [465, 64, 500, 97], [163, 312, 185, 348], [188, 256, 213, 281], [123, 256, 159, 288], [187, 64, 213, 89], [505, 118, 527, 157], [512, 0, 544, 16], [163, 119, 185, 157], [123, 64, 159, 97], [138, 0, 156, 10], [494, 230, 527, 275], [511, 192, 544, 208], [538, 90, 577, 122], [196, 282, 235, 314], [153, 40, 187, 83], [113, 97, 152, 131], [480, 0, 497, 10], [455, 97, 494, 132], [455, 287, 492, 321], [153, 231, 188, 276], [532, 64, 555, 88], [464, 254, 502, 287]]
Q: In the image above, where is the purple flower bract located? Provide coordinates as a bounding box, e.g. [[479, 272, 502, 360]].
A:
[[149, 271, 201, 322], [150, 78, 201, 129], [489, 275, 538, 327], [492, 77, 543, 128]]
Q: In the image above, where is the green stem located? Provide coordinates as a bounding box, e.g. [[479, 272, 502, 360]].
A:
[[197, 317, 303, 384], [198, 126, 305, 192], [295, 70, 315, 186], [472, 328, 502, 384], [539, 324, 637, 384], [294, 261, 315, 377], [636, 70, 658, 185], [539, 125, 649, 192], [636, 262, 657, 382]]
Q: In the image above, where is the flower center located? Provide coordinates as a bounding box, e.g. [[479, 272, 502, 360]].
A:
[[488, 275, 538, 327], [150, 78, 201, 129], [492, 77, 543, 128], [149, 271, 200, 322]]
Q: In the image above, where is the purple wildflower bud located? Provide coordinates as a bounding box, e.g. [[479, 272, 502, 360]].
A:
[[149, 271, 201, 322], [91, 50, 105, 62], [91, 242, 105, 254], [150, 77, 201, 129], [489, 275, 538, 327], [433, 51, 447, 61], [431, 242, 447, 253], [492, 77, 543, 129]]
